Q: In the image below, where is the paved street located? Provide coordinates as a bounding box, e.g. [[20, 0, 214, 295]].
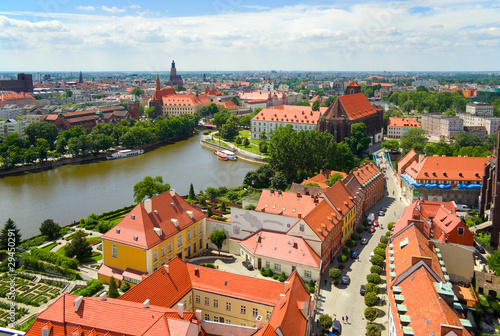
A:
[[312, 149, 409, 335]]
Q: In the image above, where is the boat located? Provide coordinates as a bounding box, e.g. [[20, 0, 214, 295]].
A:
[[218, 153, 228, 160], [214, 149, 237, 161], [107, 149, 144, 160]]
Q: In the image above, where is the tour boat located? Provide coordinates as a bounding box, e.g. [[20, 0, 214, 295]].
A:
[[107, 149, 144, 160], [214, 150, 237, 161]]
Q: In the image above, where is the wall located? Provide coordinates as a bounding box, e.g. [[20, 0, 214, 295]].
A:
[[228, 209, 299, 240], [201, 320, 257, 336], [434, 241, 474, 284], [102, 239, 147, 273]]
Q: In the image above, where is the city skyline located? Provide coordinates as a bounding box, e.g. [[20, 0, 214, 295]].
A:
[[1, 0, 499, 72]]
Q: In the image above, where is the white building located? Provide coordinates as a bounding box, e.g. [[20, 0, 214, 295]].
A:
[[465, 102, 494, 116], [421, 114, 464, 139], [387, 117, 421, 138], [0, 104, 23, 120], [458, 113, 500, 135], [0, 119, 29, 139]]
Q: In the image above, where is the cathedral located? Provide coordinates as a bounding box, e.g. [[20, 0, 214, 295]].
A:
[[318, 81, 384, 144], [167, 60, 183, 86]]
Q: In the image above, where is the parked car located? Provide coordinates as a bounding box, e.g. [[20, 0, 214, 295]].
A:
[[474, 242, 486, 254], [361, 237, 368, 245], [360, 284, 366, 296], [380, 207, 388, 212], [373, 220, 379, 227], [341, 275, 350, 285], [379, 210, 386, 216], [351, 251, 358, 259], [369, 226, 375, 233], [332, 320, 342, 334], [367, 213, 375, 225]]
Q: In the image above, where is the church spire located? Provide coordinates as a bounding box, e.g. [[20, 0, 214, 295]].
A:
[[79, 71, 83, 84], [156, 74, 160, 91]]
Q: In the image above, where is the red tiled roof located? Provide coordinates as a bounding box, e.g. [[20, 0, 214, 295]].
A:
[[216, 101, 238, 109], [252, 105, 326, 124], [353, 162, 382, 186], [162, 94, 210, 107], [398, 149, 419, 174], [301, 197, 340, 241], [322, 180, 356, 217], [406, 155, 488, 182], [388, 117, 421, 128], [301, 170, 347, 189], [152, 87, 176, 101], [256, 189, 319, 217], [338, 93, 379, 120], [101, 191, 206, 250]]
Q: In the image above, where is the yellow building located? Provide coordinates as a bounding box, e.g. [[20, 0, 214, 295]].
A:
[[98, 190, 206, 285]]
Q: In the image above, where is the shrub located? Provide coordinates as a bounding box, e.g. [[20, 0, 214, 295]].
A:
[[120, 282, 130, 293], [365, 292, 378, 307], [244, 204, 256, 210], [367, 273, 381, 285], [217, 186, 228, 196], [72, 279, 104, 297], [373, 248, 386, 258], [226, 191, 240, 203], [370, 265, 382, 274], [308, 279, 315, 288], [235, 137, 242, 145], [351, 233, 360, 241], [266, 268, 274, 277], [329, 268, 341, 281], [364, 307, 378, 321], [366, 323, 381, 336], [342, 247, 351, 255], [337, 255, 348, 263], [318, 314, 333, 331], [198, 197, 207, 206], [30, 248, 78, 269], [356, 227, 364, 234], [371, 255, 384, 267], [363, 219, 369, 227], [272, 274, 279, 280], [260, 267, 266, 276], [278, 271, 286, 282], [308, 286, 315, 293], [346, 239, 356, 248], [385, 231, 391, 237], [219, 202, 227, 212], [378, 243, 387, 249], [380, 236, 389, 244], [387, 222, 395, 230], [365, 283, 380, 295]]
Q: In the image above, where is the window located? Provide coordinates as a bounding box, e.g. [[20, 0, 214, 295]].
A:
[[199, 223, 203, 233], [193, 242, 197, 253], [178, 235, 183, 247], [220, 317, 225, 323], [187, 230, 191, 241], [226, 302, 231, 311], [458, 227, 465, 236], [112, 244, 117, 258], [265, 261, 270, 269], [205, 314, 209, 320], [274, 263, 281, 272], [253, 308, 258, 317], [153, 250, 158, 262], [193, 226, 197, 237], [195, 295, 200, 304], [200, 238, 203, 249], [189, 296, 192, 304], [304, 270, 312, 278], [267, 311, 272, 320], [205, 298, 209, 306], [227, 320, 231, 324], [241, 306, 246, 314], [168, 241, 172, 253], [213, 299, 218, 308], [214, 316, 218, 322], [161, 245, 166, 257]]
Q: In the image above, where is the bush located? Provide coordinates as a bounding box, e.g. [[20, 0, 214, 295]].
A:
[[72, 279, 104, 297], [346, 239, 356, 248], [356, 227, 364, 234], [378, 243, 387, 249], [366, 323, 381, 336], [367, 273, 381, 285], [329, 268, 341, 281], [308, 286, 315, 293], [365, 283, 380, 295], [217, 186, 228, 196], [385, 231, 391, 237], [365, 307, 378, 322], [387, 222, 395, 230], [266, 268, 274, 277], [337, 255, 348, 263], [226, 191, 240, 203], [120, 282, 130, 293], [272, 274, 279, 280], [370, 265, 382, 274], [219, 202, 227, 212], [244, 204, 256, 210], [380, 236, 389, 244], [351, 233, 360, 241], [260, 267, 266, 276], [363, 219, 369, 227], [235, 137, 242, 145], [371, 254, 384, 267], [30, 248, 79, 269], [318, 314, 333, 331], [365, 292, 378, 307], [278, 271, 286, 282], [342, 247, 351, 255], [373, 248, 386, 258]]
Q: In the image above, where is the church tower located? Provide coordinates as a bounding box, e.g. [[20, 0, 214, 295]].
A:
[[345, 81, 361, 95], [170, 60, 177, 77], [156, 74, 161, 91], [79, 71, 83, 84]]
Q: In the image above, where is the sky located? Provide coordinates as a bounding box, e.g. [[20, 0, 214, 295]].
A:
[[1, 0, 499, 72]]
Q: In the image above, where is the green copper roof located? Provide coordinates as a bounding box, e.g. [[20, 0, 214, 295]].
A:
[[392, 286, 402, 293], [402, 326, 414, 335]]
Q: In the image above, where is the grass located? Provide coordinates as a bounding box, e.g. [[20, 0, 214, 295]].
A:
[[56, 245, 67, 256], [86, 237, 102, 244], [41, 242, 58, 251]]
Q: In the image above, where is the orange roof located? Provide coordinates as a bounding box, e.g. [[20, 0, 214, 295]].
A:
[[338, 93, 379, 119], [322, 180, 356, 217], [388, 117, 420, 128], [240, 231, 320, 268], [353, 162, 382, 186], [1, 92, 35, 101], [301, 170, 347, 189], [162, 94, 210, 107], [101, 191, 206, 250], [398, 149, 419, 174], [152, 87, 176, 101], [372, 82, 393, 87], [25, 293, 201, 336], [301, 198, 341, 241], [252, 105, 326, 125], [256, 189, 319, 217], [406, 155, 488, 182], [216, 101, 238, 109]]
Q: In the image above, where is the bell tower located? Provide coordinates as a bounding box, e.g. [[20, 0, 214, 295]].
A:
[[170, 60, 177, 77]]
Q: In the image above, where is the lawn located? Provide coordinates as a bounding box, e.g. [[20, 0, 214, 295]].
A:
[[212, 130, 268, 156], [41, 242, 58, 251]]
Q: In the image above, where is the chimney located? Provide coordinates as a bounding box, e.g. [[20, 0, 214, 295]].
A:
[[170, 189, 176, 197], [298, 212, 302, 219], [178, 302, 184, 318], [143, 299, 150, 308], [256, 233, 260, 243], [195, 309, 202, 321], [99, 292, 107, 301], [164, 264, 169, 273], [418, 154, 425, 163], [284, 281, 290, 292], [256, 315, 263, 329], [171, 218, 179, 227], [144, 199, 152, 214], [187, 210, 194, 219], [74, 296, 83, 312], [194, 268, 200, 277], [279, 293, 285, 306], [154, 210, 158, 215]]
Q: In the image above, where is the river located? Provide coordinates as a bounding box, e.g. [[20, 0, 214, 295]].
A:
[[0, 132, 261, 237]]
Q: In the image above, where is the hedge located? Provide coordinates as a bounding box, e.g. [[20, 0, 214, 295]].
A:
[[365, 283, 380, 295], [365, 307, 378, 321], [31, 248, 78, 269], [371, 255, 385, 267], [72, 279, 104, 297], [378, 243, 387, 250]]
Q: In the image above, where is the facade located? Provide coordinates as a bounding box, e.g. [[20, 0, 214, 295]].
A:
[[0, 73, 33, 93], [465, 102, 494, 116], [250, 105, 324, 140], [352, 162, 385, 214], [421, 114, 464, 139], [216, 101, 239, 114], [399, 152, 488, 207], [463, 126, 487, 139], [119, 257, 313, 335], [458, 112, 500, 135], [98, 190, 206, 285], [22, 114, 46, 124], [160, 94, 210, 117], [0, 91, 36, 108], [387, 117, 421, 138], [25, 293, 203, 336], [167, 60, 183, 86], [0, 104, 22, 119], [317, 81, 384, 144], [0, 118, 29, 139], [322, 181, 357, 245], [45, 106, 132, 132]]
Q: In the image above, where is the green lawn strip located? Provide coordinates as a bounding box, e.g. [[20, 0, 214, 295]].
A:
[[86, 237, 102, 245], [56, 245, 67, 256], [40, 242, 58, 251]]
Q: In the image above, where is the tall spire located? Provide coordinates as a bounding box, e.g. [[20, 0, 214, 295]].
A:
[[156, 74, 160, 91], [79, 71, 83, 84]]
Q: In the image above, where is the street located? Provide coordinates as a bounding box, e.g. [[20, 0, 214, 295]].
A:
[[313, 149, 409, 335]]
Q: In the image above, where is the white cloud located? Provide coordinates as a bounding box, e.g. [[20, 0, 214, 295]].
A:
[[77, 6, 95, 11], [128, 5, 141, 9], [101, 6, 126, 13]]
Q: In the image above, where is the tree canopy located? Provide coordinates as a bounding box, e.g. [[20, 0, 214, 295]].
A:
[[65, 230, 92, 261], [399, 128, 428, 155], [0, 218, 21, 250], [210, 229, 227, 254], [39, 219, 61, 240], [347, 123, 371, 156], [133, 176, 170, 203]]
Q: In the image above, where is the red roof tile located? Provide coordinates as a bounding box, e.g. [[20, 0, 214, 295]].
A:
[[406, 156, 488, 182], [338, 93, 379, 120], [388, 117, 421, 128], [256, 189, 319, 218], [252, 105, 326, 124]]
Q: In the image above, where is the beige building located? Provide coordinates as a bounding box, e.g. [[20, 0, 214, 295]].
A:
[[458, 113, 500, 135], [465, 102, 494, 116], [22, 114, 46, 124], [0, 118, 29, 139], [421, 114, 464, 139], [161, 94, 211, 117]]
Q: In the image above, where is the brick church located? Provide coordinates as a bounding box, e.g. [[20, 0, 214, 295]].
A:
[[318, 81, 384, 144], [167, 60, 183, 86]]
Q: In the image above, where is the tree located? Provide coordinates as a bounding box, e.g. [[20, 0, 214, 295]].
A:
[[270, 172, 288, 190], [347, 123, 371, 156], [487, 250, 500, 275], [365, 283, 380, 295], [259, 141, 269, 153], [370, 265, 382, 274], [108, 276, 120, 298], [25, 122, 58, 149], [210, 229, 227, 254], [230, 96, 240, 106], [373, 247, 386, 258], [120, 282, 130, 293], [381, 139, 400, 153], [366, 323, 381, 336], [220, 117, 239, 141], [206, 205, 214, 218], [318, 314, 333, 331], [35, 138, 50, 161], [39, 219, 61, 240], [370, 254, 385, 268], [365, 292, 379, 307], [311, 100, 320, 111], [145, 106, 156, 119], [0, 218, 21, 250], [329, 268, 341, 281], [133, 176, 170, 203], [364, 308, 378, 322], [65, 231, 92, 261], [213, 109, 230, 129], [226, 191, 239, 203], [327, 172, 344, 186], [242, 138, 250, 147], [188, 183, 196, 201], [400, 128, 428, 155], [366, 273, 381, 284], [219, 201, 227, 212], [131, 87, 144, 96]]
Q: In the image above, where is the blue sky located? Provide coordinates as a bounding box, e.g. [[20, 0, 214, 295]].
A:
[[1, 0, 499, 72]]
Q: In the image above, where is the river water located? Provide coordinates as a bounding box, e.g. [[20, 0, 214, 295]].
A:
[[0, 132, 261, 237]]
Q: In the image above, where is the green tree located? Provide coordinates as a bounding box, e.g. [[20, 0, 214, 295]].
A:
[[206, 205, 214, 218], [327, 172, 344, 186], [133, 176, 170, 203], [131, 87, 144, 96], [365, 308, 378, 322], [311, 100, 320, 111], [213, 109, 231, 129], [108, 276, 120, 298], [365, 292, 379, 307], [487, 250, 500, 275], [270, 172, 288, 190], [381, 139, 400, 153], [39, 219, 61, 240], [366, 323, 381, 336], [188, 183, 196, 201], [145, 106, 156, 119], [242, 138, 250, 147], [226, 191, 239, 203], [0, 218, 22, 250], [210, 229, 227, 254], [35, 138, 50, 161], [318, 314, 333, 331], [219, 201, 227, 212], [65, 231, 92, 261], [373, 248, 386, 258], [367, 273, 381, 284], [365, 283, 380, 295], [370, 265, 382, 274], [329, 268, 341, 281], [230, 96, 240, 106], [259, 141, 269, 153], [401, 100, 414, 113], [25, 122, 58, 149], [220, 117, 239, 141], [259, 131, 267, 141], [370, 254, 385, 268], [347, 123, 371, 156], [400, 128, 428, 155], [120, 282, 130, 293]]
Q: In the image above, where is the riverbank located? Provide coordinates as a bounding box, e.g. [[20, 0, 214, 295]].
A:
[[200, 139, 267, 164], [0, 133, 194, 178]]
